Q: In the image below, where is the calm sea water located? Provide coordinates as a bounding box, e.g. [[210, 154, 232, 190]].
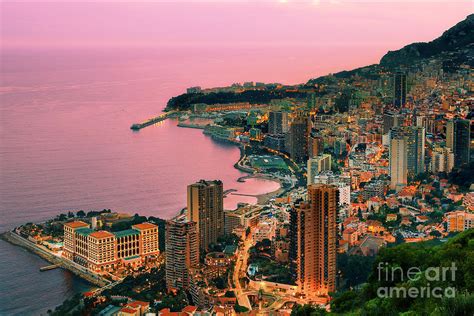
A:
[[0, 45, 379, 315]]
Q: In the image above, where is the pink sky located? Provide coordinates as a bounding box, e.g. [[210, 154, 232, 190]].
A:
[[2, 1, 472, 50]]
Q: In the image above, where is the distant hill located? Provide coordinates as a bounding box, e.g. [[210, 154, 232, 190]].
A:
[[380, 14, 474, 68], [308, 14, 474, 85]]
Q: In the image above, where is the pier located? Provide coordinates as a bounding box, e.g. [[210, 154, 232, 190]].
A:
[[40, 264, 59, 271], [130, 111, 177, 130]]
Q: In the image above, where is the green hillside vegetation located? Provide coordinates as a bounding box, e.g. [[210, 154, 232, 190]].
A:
[[332, 229, 474, 315], [166, 89, 308, 111], [292, 229, 474, 315]]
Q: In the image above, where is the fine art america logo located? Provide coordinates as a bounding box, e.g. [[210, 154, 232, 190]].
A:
[[377, 262, 457, 299]]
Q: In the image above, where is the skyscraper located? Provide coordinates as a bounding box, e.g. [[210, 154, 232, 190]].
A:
[[389, 136, 408, 191], [446, 119, 471, 166], [308, 131, 324, 158], [165, 216, 199, 291], [293, 184, 338, 296], [393, 72, 407, 107], [187, 180, 224, 251], [390, 126, 425, 177], [288, 113, 309, 163], [268, 111, 289, 135], [383, 111, 402, 134]]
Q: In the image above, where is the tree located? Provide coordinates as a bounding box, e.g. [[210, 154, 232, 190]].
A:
[[76, 210, 86, 218], [291, 304, 326, 316]]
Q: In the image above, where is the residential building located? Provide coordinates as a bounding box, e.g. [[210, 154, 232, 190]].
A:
[[393, 72, 407, 107], [187, 180, 224, 251], [431, 147, 454, 173], [165, 216, 199, 291], [268, 111, 289, 134], [288, 113, 309, 163], [389, 136, 407, 191], [293, 184, 338, 296], [307, 154, 332, 185], [446, 211, 474, 232], [446, 119, 471, 166], [390, 126, 425, 177]]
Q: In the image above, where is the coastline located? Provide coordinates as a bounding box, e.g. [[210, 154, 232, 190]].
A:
[[175, 121, 289, 204], [0, 231, 107, 288], [0, 120, 288, 300], [233, 145, 289, 205]]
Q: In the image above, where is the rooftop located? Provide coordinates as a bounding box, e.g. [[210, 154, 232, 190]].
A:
[[119, 307, 137, 314], [64, 221, 89, 229], [113, 229, 140, 238], [89, 231, 114, 239], [75, 228, 94, 236], [132, 222, 157, 230]]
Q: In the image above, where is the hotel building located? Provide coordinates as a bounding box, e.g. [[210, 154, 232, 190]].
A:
[[62, 221, 159, 273]]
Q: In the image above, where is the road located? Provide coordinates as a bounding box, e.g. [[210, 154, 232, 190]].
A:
[[233, 230, 253, 311]]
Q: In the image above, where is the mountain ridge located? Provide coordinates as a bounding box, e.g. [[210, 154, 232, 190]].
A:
[[307, 14, 473, 84]]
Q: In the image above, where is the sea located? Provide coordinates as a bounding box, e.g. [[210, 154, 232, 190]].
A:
[[0, 44, 381, 315]]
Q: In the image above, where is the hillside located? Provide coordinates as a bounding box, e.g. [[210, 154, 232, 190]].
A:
[[380, 14, 474, 68], [308, 14, 474, 85]]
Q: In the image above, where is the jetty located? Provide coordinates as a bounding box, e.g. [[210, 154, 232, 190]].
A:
[[40, 264, 59, 271], [130, 111, 177, 130]]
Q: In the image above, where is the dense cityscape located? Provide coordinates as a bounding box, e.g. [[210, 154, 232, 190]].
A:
[[1, 11, 473, 316]]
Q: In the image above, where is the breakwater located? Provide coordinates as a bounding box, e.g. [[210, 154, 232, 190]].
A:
[[130, 111, 177, 130]]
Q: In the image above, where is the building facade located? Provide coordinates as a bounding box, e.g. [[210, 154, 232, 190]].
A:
[[165, 216, 199, 291], [268, 111, 289, 135], [187, 180, 224, 251], [62, 221, 159, 273], [393, 72, 407, 108], [390, 126, 425, 177], [307, 154, 332, 185], [288, 113, 309, 163], [431, 146, 454, 173], [292, 185, 338, 297], [446, 119, 471, 166], [446, 211, 474, 232], [389, 136, 408, 191]]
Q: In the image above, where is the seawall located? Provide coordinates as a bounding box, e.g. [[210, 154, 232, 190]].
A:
[[0, 231, 108, 287]]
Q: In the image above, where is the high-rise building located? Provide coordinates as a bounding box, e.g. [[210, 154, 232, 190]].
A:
[[308, 132, 324, 158], [393, 72, 407, 107], [312, 171, 351, 206], [383, 111, 402, 134], [431, 147, 454, 173], [390, 126, 425, 177], [165, 216, 199, 291], [187, 180, 224, 251], [288, 113, 309, 163], [389, 136, 407, 191], [289, 201, 308, 284], [293, 185, 338, 296], [268, 111, 289, 135], [307, 154, 332, 185], [446, 119, 471, 166], [264, 134, 286, 152]]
